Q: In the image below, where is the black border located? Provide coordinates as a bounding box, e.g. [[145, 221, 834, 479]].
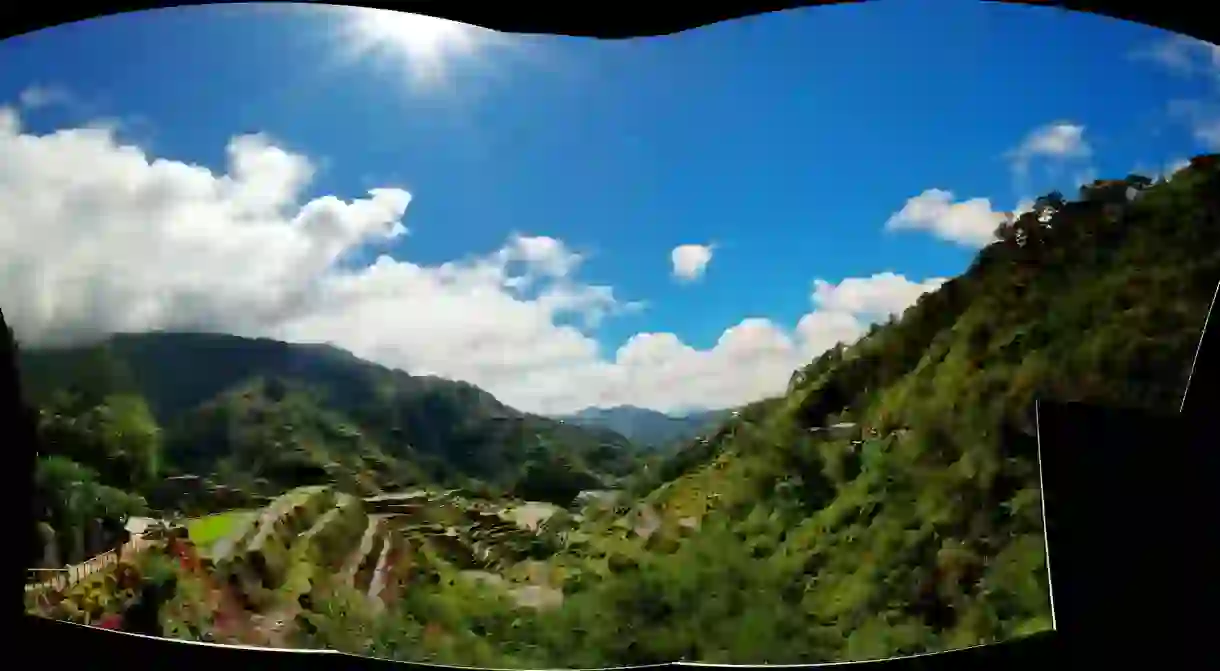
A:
[[0, 2, 1216, 45], [5, 2, 1218, 669]]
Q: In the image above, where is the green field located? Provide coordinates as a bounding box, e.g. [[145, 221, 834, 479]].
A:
[[186, 509, 257, 550]]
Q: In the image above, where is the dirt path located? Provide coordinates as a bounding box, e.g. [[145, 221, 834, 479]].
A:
[[365, 530, 394, 612], [340, 515, 384, 587]]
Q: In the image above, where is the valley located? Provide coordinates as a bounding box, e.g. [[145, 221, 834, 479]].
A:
[[554, 406, 731, 452]]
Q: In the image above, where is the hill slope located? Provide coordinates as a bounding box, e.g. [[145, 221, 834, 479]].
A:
[[18, 332, 641, 500]]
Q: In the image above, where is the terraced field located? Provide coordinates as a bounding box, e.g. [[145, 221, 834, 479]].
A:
[[188, 510, 258, 555], [151, 485, 593, 647], [29, 478, 682, 650]]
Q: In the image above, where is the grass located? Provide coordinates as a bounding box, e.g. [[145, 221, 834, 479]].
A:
[[187, 509, 257, 550]]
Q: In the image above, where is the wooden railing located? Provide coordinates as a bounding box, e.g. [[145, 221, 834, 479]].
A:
[[25, 535, 156, 594]]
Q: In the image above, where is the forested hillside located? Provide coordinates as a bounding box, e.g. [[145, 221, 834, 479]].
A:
[[520, 155, 1218, 665], [20, 332, 640, 499]]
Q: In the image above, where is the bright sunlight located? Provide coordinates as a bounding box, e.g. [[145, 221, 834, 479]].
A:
[[332, 8, 507, 89]]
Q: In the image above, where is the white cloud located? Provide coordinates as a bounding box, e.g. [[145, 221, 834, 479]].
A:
[[1006, 121, 1092, 184], [812, 272, 947, 319], [670, 244, 714, 282], [1134, 35, 1220, 82], [1012, 122, 1091, 161], [18, 84, 72, 110], [0, 105, 947, 414], [1167, 157, 1193, 175], [885, 188, 1010, 248], [502, 234, 581, 278]]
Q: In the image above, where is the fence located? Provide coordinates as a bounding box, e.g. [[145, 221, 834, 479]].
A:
[[25, 534, 157, 594]]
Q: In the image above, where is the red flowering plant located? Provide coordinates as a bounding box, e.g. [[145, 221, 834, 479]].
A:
[[168, 538, 203, 574], [95, 613, 125, 630]]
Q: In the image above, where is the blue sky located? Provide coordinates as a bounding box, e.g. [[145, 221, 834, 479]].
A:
[[1, 2, 1217, 413]]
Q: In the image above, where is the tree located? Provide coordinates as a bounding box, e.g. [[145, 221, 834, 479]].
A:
[[33, 455, 147, 562], [97, 394, 162, 489], [38, 393, 162, 491], [512, 457, 601, 506], [1034, 190, 1066, 213]]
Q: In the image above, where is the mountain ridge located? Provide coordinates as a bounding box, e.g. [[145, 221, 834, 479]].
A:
[[18, 331, 644, 501], [555, 405, 732, 450]]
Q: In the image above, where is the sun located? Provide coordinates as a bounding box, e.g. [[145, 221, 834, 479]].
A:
[[331, 7, 509, 90]]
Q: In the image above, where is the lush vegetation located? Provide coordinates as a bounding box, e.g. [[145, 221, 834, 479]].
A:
[[19, 332, 641, 513], [17, 155, 1218, 666], [30, 389, 158, 565], [186, 510, 258, 551]]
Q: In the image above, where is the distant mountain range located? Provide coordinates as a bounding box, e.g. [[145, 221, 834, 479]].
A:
[[555, 405, 731, 450]]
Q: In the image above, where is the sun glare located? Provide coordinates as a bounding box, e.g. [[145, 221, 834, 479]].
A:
[[334, 8, 507, 90]]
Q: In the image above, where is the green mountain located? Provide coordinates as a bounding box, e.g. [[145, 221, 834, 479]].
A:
[[18, 332, 641, 502], [556, 405, 731, 450]]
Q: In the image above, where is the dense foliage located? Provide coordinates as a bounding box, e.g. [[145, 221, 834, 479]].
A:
[[19, 333, 642, 504], [30, 389, 156, 564]]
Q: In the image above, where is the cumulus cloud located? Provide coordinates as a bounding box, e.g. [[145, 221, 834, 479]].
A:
[[890, 120, 1098, 248], [885, 188, 1010, 247], [812, 272, 947, 318], [274, 268, 943, 414], [670, 244, 714, 282], [588, 270, 940, 413], [0, 105, 946, 414], [1006, 121, 1092, 187], [0, 113, 411, 345]]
